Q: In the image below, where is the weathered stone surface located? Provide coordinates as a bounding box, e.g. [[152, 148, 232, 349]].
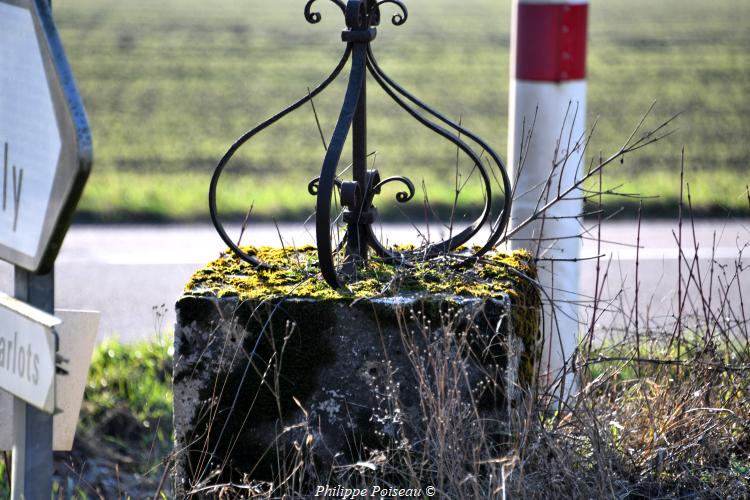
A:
[[172, 247, 540, 496]]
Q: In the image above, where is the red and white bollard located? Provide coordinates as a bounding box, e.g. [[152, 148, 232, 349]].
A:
[[507, 0, 589, 400]]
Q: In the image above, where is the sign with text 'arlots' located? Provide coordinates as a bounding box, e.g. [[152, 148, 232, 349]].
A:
[[0, 0, 91, 272], [0, 292, 59, 413]]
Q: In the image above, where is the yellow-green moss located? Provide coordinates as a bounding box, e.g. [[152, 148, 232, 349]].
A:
[[186, 246, 532, 300], [184, 246, 542, 386]]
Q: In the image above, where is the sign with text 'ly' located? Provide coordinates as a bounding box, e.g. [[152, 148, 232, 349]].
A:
[[0, 0, 92, 272], [0, 292, 59, 413]]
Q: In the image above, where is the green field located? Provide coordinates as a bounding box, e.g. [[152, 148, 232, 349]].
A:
[[54, 0, 750, 221]]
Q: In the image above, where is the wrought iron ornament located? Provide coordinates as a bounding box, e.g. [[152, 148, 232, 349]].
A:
[[209, 0, 512, 289]]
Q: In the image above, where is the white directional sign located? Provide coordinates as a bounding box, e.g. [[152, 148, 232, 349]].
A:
[[0, 309, 99, 452], [0, 292, 59, 413], [0, 0, 92, 272]]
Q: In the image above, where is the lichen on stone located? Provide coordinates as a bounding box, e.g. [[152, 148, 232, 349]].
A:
[[186, 246, 533, 299], [183, 245, 542, 385], [175, 247, 543, 487]]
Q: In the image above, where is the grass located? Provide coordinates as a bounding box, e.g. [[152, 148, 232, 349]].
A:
[[50, 0, 750, 222], [80, 335, 173, 451], [2, 332, 744, 497], [164, 155, 748, 497], [1, 215, 748, 497], [66, 335, 174, 497], [3, 331, 747, 497], [0, 457, 7, 499]]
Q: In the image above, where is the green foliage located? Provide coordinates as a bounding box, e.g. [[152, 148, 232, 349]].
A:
[[0, 456, 8, 499], [51, 0, 750, 221], [584, 333, 748, 384], [81, 335, 173, 451]]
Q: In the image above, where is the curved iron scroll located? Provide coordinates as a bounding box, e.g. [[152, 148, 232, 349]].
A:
[[209, 0, 511, 289], [304, 0, 346, 24]]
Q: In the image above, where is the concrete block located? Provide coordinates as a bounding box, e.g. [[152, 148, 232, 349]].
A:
[[172, 248, 540, 495]]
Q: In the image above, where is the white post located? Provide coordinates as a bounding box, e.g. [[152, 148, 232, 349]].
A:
[[508, 0, 589, 401]]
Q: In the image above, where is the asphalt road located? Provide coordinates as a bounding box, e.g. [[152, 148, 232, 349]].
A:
[[0, 219, 746, 342]]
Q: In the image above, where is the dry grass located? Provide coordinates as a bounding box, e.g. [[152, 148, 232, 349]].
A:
[[185, 210, 749, 499], [5, 124, 746, 500], [184, 120, 750, 498]]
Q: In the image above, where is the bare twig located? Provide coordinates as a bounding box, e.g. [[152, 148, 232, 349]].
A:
[[308, 87, 328, 151], [505, 109, 678, 242]]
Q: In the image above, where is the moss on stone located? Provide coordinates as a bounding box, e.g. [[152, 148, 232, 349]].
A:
[[186, 246, 531, 299], [176, 248, 542, 486], [184, 246, 541, 387]]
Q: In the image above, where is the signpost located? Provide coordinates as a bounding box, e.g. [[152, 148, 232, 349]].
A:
[[0, 0, 92, 497]]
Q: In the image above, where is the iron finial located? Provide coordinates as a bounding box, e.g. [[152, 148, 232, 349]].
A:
[[209, 0, 512, 289]]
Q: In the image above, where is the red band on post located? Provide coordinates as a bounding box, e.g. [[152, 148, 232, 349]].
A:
[[515, 3, 588, 82]]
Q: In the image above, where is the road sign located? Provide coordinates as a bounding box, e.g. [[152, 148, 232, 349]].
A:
[[0, 0, 92, 273], [0, 309, 99, 451], [53, 309, 99, 450], [0, 291, 59, 413]]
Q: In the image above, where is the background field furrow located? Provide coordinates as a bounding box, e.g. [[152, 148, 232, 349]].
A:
[[53, 0, 750, 221]]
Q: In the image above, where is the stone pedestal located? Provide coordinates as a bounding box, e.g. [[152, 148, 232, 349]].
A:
[[172, 247, 540, 496]]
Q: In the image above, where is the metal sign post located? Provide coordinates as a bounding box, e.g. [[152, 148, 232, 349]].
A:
[[0, 0, 91, 497], [1, 276, 58, 498]]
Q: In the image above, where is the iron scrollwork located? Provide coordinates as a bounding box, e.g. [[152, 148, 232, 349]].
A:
[[209, 0, 512, 289], [304, 0, 347, 24]]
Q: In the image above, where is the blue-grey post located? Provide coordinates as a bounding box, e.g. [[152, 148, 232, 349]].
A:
[[11, 268, 55, 499], [11, 0, 55, 496]]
